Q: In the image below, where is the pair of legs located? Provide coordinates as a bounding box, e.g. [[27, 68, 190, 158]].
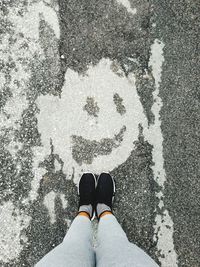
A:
[[36, 173, 158, 267]]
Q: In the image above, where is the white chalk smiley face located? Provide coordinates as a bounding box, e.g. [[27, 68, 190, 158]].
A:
[[36, 59, 146, 183]]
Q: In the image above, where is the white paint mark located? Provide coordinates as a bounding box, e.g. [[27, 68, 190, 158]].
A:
[[60, 194, 68, 209], [127, 57, 139, 63], [0, 201, 31, 263], [116, 0, 137, 15], [11, 2, 60, 40], [43, 192, 68, 224], [143, 39, 178, 266], [65, 219, 72, 228], [0, 72, 6, 90], [36, 58, 147, 184], [29, 146, 49, 202], [43, 191, 56, 224], [54, 158, 62, 172]]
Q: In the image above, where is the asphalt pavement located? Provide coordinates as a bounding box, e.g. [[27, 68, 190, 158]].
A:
[[0, 0, 199, 266]]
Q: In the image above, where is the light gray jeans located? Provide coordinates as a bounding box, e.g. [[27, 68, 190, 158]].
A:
[[35, 214, 158, 267]]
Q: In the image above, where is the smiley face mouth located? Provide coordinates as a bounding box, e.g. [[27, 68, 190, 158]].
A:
[[71, 125, 126, 165]]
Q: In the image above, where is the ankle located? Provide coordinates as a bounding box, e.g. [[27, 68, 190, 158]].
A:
[[78, 204, 93, 219], [96, 203, 111, 219], [78, 211, 91, 219], [99, 210, 112, 219]]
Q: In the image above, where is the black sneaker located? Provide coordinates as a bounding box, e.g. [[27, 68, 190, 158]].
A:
[[78, 173, 96, 219], [95, 172, 115, 219]]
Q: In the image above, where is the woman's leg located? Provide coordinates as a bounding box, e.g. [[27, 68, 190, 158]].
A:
[[35, 215, 95, 267], [96, 214, 158, 267]]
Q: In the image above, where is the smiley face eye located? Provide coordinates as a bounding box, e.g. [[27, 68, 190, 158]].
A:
[[113, 93, 126, 115], [83, 97, 100, 117], [83, 94, 126, 118]]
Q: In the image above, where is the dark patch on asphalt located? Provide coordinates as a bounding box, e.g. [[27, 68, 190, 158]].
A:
[[27, 18, 63, 101], [83, 97, 100, 117], [72, 126, 126, 165], [110, 60, 125, 77], [59, 0, 150, 74], [135, 68, 155, 125], [0, 36, 15, 111], [15, 104, 41, 146], [0, 147, 17, 204], [113, 93, 126, 115], [112, 125, 159, 264]]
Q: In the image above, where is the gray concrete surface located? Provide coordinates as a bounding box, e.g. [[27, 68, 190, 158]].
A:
[[0, 0, 199, 266]]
